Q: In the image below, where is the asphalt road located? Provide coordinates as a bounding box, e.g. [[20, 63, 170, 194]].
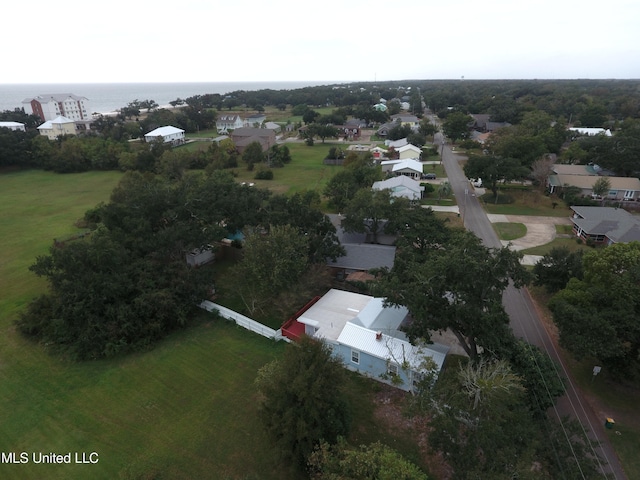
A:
[[435, 128, 627, 480]]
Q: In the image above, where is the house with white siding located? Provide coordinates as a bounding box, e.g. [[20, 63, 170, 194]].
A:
[[216, 114, 244, 133], [144, 126, 185, 146], [281, 289, 449, 392], [0, 121, 26, 132], [372, 175, 424, 201]]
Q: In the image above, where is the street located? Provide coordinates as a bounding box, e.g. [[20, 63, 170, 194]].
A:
[[435, 128, 627, 480]]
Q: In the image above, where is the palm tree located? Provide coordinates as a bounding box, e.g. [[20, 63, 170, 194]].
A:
[[437, 181, 452, 202]]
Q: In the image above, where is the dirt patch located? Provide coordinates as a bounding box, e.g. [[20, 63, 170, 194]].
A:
[[372, 385, 453, 479]]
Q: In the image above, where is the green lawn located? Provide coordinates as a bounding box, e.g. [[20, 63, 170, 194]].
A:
[[493, 222, 527, 240], [520, 237, 593, 256], [482, 187, 570, 217], [232, 142, 343, 195], [0, 169, 434, 479]]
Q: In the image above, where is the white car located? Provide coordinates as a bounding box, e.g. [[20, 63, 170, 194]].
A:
[[471, 178, 482, 187]]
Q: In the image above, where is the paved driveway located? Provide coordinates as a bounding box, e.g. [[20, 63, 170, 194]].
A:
[[487, 214, 572, 265]]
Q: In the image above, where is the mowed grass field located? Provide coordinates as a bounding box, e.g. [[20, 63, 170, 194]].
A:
[[0, 169, 431, 479]]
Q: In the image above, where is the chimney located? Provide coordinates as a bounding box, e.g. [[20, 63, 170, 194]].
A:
[[375, 331, 382, 341]]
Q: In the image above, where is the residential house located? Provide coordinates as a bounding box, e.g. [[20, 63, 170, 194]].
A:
[[346, 118, 367, 128], [570, 206, 640, 245], [281, 289, 449, 392], [264, 121, 281, 133], [370, 146, 388, 160], [244, 113, 266, 127], [376, 121, 395, 137], [381, 159, 423, 180], [373, 103, 388, 112], [470, 114, 511, 132], [0, 121, 26, 132], [336, 125, 361, 140], [397, 144, 422, 160], [385, 138, 409, 149], [22, 93, 91, 123], [230, 127, 276, 153], [548, 174, 640, 201], [216, 114, 244, 133], [568, 127, 612, 137], [372, 175, 424, 201], [390, 113, 419, 130], [37, 115, 76, 139], [144, 125, 185, 146], [326, 213, 396, 280]]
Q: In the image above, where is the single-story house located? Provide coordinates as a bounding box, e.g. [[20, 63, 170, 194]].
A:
[[230, 127, 276, 153], [37, 115, 77, 139], [264, 121, 281, 133], [244, 113, 266, 127], [326, 214, 396, 279], [397, 144, 422, 160], [570, 206, 640, 245], [381, 159, 423, 180], [551, 164, 600, 176], [216, 114, 244, 133], [144, 125, 185, 146], [470, 114, 511, 132], [385, 138, 408, 149], [281, 289, 449, 392], [373, 103, 388, 112], [390, 113, 419, 130], [548, 174, 640, 201], [376, 122, 396, 137], [372, 175, 424, 201], [568, 127, 612, 137], [0, 121, 26, 132], [370, 146, 388, 159]]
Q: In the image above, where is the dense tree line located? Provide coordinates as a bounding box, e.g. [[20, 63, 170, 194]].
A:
[[17, 170, 344, 359]]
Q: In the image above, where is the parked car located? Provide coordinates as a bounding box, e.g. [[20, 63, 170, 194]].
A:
[[470, 177, 483, 187], [422, 173, 437, 180]]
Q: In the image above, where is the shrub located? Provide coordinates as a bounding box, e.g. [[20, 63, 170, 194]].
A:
[[254, 169, 273, 180]]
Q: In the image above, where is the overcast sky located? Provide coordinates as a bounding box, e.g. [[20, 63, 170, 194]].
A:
[[4, 0, 639, 84]]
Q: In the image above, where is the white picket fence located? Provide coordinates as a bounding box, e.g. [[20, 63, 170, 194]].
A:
[[199, 300, 289, 342]]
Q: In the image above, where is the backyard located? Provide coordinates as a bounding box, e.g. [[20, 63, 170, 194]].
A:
[[0, 169, 434, 479]]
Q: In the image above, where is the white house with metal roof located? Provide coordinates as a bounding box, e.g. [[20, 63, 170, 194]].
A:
[[372, 175, 424, 200], [0, 121, 26, 132], [381, 159, 424, 180], [144, 125, 185, 145], [288, 289, 449, 392]]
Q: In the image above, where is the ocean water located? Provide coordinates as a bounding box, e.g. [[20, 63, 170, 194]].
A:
[[0, 81, 336, 115]]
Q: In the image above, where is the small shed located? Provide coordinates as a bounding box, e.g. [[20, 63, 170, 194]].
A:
[[186, 246, 215, 267]]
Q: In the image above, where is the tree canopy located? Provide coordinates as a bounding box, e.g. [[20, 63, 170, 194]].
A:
[[549, 241, 640, 378], [255, 336, 351, 469]]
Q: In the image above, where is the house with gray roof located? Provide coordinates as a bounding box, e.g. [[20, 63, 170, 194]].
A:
[[372, 176, 424, 201], [326, 214, 396, 280], [570, 206, 640, 245], [548, 174, 640, 201]]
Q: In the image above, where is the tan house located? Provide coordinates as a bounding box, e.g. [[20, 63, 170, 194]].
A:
[[230, 127, 276, 153], [548, 174, 640, 202], [37, 115, 76, 139]]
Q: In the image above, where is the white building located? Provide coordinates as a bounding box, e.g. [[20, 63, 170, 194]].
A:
[[37, 116, 77, 139], [144, 126, 185, 146], [0, 121, 26, 132], [372, 176, 425, 200], [22, 93, 91, 122]]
